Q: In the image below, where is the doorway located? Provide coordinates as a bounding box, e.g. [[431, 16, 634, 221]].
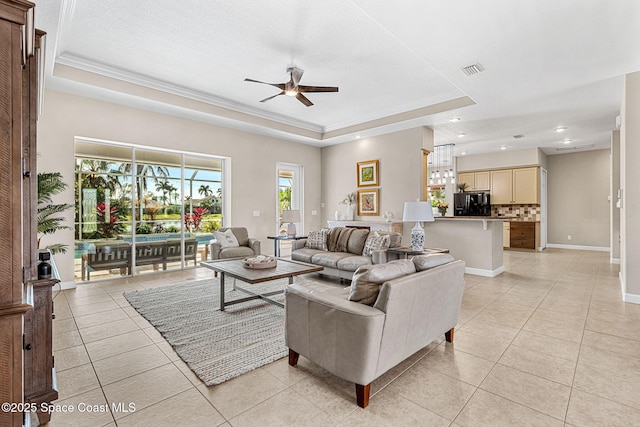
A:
[[276, 163, 303, 256]]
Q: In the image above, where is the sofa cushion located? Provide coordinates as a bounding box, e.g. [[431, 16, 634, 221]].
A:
[[337, 255, 373, 272], [306, 229, 328, 250], [348, 259, 416, 306], [377, 231, 402, 248], [347, 229, 370, 255], [292, 248, 326, 264], [219, 246, 255, 259], [412, 253, 455, 271], [214, 229, 239, 248], [362, 231, 391, 256], [311, 251, 352, 269]]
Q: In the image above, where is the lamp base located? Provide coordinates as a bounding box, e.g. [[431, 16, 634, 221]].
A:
[[410, 222, 425, 251], [287, 223, 297, 237]]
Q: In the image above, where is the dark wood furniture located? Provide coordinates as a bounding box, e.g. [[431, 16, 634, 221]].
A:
[[201, 258, 323, 311], [0, 2, 50, 425], [510, 222, 536, 249]]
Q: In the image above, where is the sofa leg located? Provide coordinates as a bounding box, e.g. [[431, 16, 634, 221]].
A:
[[355, 383, 371, 408], [288, 349, 299, 366], [445, 327, 455, 343]]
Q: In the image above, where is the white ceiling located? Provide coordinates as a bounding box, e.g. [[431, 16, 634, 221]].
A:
[[34, 0, 640, 156]]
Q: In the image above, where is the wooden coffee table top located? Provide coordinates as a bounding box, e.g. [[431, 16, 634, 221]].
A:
[[201, 258, 323, 284]]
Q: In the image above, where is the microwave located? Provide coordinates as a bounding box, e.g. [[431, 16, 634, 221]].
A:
[[454, 192, 491, 216]]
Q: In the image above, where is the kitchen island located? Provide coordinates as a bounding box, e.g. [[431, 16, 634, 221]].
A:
[[424, 217, 504, 277]]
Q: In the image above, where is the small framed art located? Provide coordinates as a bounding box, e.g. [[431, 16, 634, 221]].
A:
[[357, 189, 379, 216], [357, 160, 379, 187]]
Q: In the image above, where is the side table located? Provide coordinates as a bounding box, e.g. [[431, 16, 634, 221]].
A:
[[387, 246, 450, 259], [267, 235, 307, 257]]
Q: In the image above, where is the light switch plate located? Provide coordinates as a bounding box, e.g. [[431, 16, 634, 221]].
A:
[[253, 210, 260, 217], [311, 210, 317, 215]]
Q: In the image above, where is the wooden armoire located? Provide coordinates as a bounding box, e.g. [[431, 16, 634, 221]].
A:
[[0, 1, 56, 426]]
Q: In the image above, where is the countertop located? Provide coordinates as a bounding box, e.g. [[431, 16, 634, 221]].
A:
[[436, 216, 539, 223]]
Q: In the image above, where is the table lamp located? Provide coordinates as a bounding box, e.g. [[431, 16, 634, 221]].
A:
[[282, 210, 301, 237], [402, 202, 434, 251]]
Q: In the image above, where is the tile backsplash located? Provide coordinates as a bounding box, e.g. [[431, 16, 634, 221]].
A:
[[493, 204, 541, 221]]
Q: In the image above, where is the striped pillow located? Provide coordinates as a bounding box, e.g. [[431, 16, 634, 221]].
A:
[[306, 228, 328, 250]]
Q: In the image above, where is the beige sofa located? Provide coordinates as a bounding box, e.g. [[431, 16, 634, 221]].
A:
[[285, 257, 465, 408], [291, 228, 402, 280]]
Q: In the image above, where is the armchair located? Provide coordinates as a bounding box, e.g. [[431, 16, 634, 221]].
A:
[[210, 226, 261, 265]]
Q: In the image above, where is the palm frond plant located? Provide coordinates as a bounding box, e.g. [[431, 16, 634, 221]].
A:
[[38, 172, 73, 254]]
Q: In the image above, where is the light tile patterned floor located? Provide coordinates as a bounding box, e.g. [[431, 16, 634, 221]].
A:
[[38, 249, 640, 426]]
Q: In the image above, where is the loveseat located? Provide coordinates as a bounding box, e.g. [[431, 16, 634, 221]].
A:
[[291, 227, 402, 280], [285, 255, 465, 408]]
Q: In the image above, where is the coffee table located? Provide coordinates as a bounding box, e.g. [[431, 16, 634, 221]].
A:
[[201, 258, 323, 311]]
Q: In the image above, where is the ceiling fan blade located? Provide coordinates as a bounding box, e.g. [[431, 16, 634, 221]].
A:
[[290, 67, 304, 86], [244, 78, 286, 90], [260, 92, 285, 103], [297, 85, 339, 93], [296, 93, 313, 107]]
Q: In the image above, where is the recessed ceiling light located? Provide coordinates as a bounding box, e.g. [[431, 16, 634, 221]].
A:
[[355, 135, 361, 139], [458, 133, 466, 138], [500, 145, 507, 150], [461, 151, 467, 155], [449, 117, 461, 122], [562, 138, 572, 144], [513, 134, 525, 139], [555, 126, 568, 133]]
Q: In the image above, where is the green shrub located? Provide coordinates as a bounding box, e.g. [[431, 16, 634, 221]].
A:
[[136, 222, 153, 234], [201, 219, 221, 233]]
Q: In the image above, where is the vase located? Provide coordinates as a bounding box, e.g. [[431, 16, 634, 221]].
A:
[[346, 204, 355, 220], [335, 210, 342, 220]]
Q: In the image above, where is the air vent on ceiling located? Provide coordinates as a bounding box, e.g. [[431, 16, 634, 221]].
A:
[[461, 63, 485, 76], [555, 144, 595, 152], [513, 134, 525, 139]]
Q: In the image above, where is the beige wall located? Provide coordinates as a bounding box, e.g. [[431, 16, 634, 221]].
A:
[[456, 147, 547, 171], [611, 130, 621, 261], [547, 150, 610, 248], [37, 90, 323, 284], [621, 72, 640, 299], [320, 127, 432, 233]]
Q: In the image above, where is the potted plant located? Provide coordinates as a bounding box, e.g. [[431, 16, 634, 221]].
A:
[[38, 172, 73, 254], [339, 192, 357, 220], [437, 202, 449, 217]]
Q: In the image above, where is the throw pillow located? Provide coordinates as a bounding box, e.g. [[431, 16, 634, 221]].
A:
[[348, 259, 416, 306], [213, 229, 239, 248], [306, 228, 328, 250], [412, 253, 455, 271], [362, 231, 391, 256]]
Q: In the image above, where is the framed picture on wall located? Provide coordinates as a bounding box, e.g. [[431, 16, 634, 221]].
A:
[[357, 189, 379, 216], [357, 160, 379, 187]]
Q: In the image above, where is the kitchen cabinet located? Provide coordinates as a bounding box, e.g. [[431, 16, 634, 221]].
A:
[[458, 171, 490, 191], [510, 222, 537, 250], [503, 222, 510, 247], [490, 167, 539, 204]]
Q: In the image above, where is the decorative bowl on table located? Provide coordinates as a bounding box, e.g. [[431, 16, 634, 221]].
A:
[[243, 255, 277, 269]]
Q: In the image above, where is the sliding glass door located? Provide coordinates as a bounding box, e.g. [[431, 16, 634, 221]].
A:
[[74, 140, 224, 282]]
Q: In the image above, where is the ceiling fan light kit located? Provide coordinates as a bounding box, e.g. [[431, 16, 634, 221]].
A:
[[245, 66, 339, 107]]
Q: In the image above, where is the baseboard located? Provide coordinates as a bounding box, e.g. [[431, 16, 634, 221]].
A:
[[610, 257, 621, 265], [465, 266, 504, 277], [52, 280, 76, 292], [546, 243, 610, 252], [623, 293, 640, 305]]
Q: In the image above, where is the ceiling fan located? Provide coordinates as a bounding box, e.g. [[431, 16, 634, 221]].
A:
[[244, 66, 338, 107]]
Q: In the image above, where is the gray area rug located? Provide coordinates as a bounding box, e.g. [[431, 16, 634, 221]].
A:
[[123, 279, 288, 386]]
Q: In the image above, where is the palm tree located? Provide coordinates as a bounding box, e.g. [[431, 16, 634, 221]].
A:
[[198, 184, 212, 197], [38, 172, 73, 254]]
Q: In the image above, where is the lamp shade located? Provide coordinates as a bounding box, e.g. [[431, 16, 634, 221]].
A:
[[402, 202, 434, 223], [282, 209, 301, 223]]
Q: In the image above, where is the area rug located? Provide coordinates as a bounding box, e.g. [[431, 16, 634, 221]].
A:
[[123, 279, 288, 386]]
